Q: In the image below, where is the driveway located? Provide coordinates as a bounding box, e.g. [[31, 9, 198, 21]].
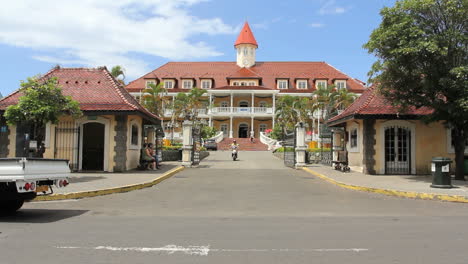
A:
[[1, 151, 468, 264]]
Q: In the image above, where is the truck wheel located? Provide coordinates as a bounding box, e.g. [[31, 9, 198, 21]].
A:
[[0, 199, 24, 214]]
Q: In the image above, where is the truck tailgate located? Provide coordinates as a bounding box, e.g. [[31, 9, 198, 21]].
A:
[[0, 158, 70, 182]]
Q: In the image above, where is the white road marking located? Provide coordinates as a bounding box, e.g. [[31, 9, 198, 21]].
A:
[[56, 245, 368, 256]]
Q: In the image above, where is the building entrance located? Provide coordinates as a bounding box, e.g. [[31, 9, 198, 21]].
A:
[[82, 122, 105, 171], [238, 124, 249, 138]]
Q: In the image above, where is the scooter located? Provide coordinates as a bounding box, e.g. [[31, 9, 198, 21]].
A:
[[232, 149, 238, 161]]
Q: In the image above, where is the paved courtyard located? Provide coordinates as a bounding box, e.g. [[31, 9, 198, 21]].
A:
[[1, 151, 468, 263]]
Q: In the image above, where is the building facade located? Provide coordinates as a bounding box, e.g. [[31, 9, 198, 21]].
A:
[[126, 22, 367, 140], [0, 67, 161, 172], [327, 87, 468, 175]]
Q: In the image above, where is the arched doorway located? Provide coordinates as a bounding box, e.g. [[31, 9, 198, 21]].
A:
[[238, 123, 249, 138], [82, 122, 105, 171], [384, 126, 411, 174]]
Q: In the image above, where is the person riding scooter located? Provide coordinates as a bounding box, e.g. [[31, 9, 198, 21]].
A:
[[230, 140, 239, 161]]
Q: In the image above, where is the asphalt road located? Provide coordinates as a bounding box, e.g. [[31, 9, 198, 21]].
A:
[[1, 151, 468, 264]]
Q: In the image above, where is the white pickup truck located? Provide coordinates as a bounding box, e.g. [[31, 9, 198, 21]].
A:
[[0, 158, 70, 213]]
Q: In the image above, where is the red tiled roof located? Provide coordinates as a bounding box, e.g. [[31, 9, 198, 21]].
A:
[[227, 67, 261, 79], [214, 85, 274, 90], [235, 22, 258, 47], [126, 62, 367, 94], [0, 67, 160, 122], [327, 87, 433, 125]]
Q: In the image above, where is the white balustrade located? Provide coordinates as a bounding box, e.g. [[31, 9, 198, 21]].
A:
[[209, 107, 274, 115], [209, 131, 224, 143], [260, 132, 280, 151]]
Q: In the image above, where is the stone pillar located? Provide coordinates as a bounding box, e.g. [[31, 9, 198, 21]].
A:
[[0, 116, 10, 158], [181, 120, 193, 167], [362, 119, 376, 174], [113, 115, 128, 172], [250, 116, 254, 136], [295, 122, 307, 168]]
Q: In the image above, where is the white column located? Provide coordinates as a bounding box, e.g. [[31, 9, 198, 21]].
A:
[[209, 116, 212, 127], [272, 93, 276, 129], [229, 116, 233, 138], [295, 122, 307, 168], [181, 120, 193, 167], [251, 92, 254, 113], [251, 116, 254, 136]]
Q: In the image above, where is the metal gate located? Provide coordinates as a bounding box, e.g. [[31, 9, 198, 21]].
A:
[[192, 126, 201, 166], [385, 126, 411, 174], [283, 130, 296, 168], [54, 121, 80, 171]]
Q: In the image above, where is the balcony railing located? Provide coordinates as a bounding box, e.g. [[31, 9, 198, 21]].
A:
[[209, 107, 274, 115], [163, 109, 208, 117]]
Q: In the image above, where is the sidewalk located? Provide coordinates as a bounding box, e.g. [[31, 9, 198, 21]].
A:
[[34, 162, 183, 201], [303, 164, 468, 203]]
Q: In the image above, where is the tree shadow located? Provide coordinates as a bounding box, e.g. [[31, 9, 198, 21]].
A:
[[0, 209, 88, 223]]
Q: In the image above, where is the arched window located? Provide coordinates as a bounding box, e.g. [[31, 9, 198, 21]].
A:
[[239, 101, 249, 107], [259, 124, 267, 133], [259, 101, 267, 108], [221, 101, 229, 107], [243, 48, 248, 55], [241, 82, 247, 86]]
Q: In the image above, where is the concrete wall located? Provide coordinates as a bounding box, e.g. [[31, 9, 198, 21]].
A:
[[355, 119, 456, 175], [126, 115, 143, 170]]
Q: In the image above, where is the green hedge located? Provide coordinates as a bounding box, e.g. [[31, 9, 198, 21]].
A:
[[274, 147, 331, 153], [162, 146, 181, 151]]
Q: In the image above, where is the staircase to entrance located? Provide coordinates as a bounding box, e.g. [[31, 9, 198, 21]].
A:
[[218, 138, 269, 151]]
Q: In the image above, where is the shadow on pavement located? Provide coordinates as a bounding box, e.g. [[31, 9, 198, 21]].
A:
[[70, 176, 106, 183], [0, 209, 88, 223]]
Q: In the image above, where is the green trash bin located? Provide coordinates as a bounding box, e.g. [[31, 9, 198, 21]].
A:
[[430, 157, 452, 188]]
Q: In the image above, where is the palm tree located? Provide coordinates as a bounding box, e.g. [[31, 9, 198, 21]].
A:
[[312, 84, 336, 120], [110, 66, 125, 85], [171, 87, 207, 123], [275, 95, 311, 133], [332, 88, 357, 114], [142, 82, 168, 118]]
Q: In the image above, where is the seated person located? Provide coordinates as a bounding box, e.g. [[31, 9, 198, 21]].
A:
[[141, 143, 157, 170]]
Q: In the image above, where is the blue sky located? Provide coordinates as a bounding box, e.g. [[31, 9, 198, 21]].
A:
[[0, 0, 396, 97]]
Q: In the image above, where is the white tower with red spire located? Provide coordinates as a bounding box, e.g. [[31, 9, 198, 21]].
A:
[[235, 22, 258, 68]]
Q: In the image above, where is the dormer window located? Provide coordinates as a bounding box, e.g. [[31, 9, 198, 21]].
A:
[[297, 80, 308, 89], [164, 80, 174, 89], [233, 81, 239, 86], [201, 80, 212, 89], [316, 80, 327, 89], [145, 80, 156, 89], [182, 79, 193, 89], [335, 80, 346, 90], [277, 80, 288, 89], [249, 81, 256, 86]]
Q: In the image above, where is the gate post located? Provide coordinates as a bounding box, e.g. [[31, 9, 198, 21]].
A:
[[295, 122, 307, 168], [181, 120, 193, 167]]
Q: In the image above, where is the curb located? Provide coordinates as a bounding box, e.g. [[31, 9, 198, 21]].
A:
[[302, 167, 468, 203], [33, 166, 185, 201]]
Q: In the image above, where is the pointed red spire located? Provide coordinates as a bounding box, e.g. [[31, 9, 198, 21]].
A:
[[234, 22, 258, 47]]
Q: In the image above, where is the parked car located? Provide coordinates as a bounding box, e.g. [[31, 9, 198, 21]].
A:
[[204, 139, 218, 151]]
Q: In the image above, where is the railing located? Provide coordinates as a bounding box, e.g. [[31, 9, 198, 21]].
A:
[[306, 133, 320, 142], [260, 132, 280, 151], [209, 107, 274, 115], [164, 132, 182, 139], [164, 109, 208, 117], [209, 131, 224, 143]]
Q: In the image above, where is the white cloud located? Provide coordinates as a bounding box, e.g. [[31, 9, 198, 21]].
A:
[[0, 0, 237, 78], [319, 0, 349, 15], [309, 23, 325, 28]]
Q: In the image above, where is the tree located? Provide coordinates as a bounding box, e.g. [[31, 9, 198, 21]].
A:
[[142, 82, 167, 118], [332, 88, 357, 113], [5, 76, 82, 157], [110, 65, 126, 85], [364, 0, 468, 179], [171, 88, 207, 122]]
